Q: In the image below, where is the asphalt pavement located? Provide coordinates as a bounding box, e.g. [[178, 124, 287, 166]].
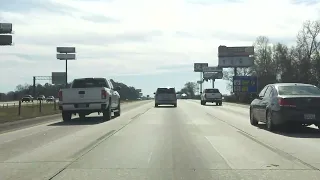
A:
[[1, 99, 320, 180]]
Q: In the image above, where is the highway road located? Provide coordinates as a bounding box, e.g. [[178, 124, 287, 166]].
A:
[[1, 99, 320, 180]]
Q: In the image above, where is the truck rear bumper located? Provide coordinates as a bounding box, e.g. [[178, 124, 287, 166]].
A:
[[59, 102, 109, 113]]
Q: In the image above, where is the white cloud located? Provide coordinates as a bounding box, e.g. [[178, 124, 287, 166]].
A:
[[0, 0, 319, 91]]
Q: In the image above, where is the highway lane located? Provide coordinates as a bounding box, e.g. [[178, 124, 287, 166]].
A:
[[1, 100, 320, 179]]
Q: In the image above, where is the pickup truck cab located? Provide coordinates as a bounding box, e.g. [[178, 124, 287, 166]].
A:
[[58, 78, 121, 121], [200, 88, 222, 106]]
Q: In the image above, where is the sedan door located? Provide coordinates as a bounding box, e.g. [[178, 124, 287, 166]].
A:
[[254, 86, 268, 122], [259, 86, 273, 123]]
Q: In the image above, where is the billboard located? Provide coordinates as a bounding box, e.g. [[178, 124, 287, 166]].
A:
[[57, 47, 76, 53], [218, 46, 254, 57], [0, 35, 12, 45], [218, 56, 254, 68], [233, 76, 258, 93], [203, 66, 223, 72], [194, 63, 208, 72], [0, 23, 12, 34], [52, 72, 66, 85], [56, 53, 76, 60], [203, 72, 223, 80]]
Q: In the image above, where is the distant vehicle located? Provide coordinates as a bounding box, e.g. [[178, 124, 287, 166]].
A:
[[181, 93, 188, 99], [200, 88, 222, 105], [58, 78, 121, 121], [154, 87, 177, 107], [46, 96, 55, 102], [37, 95, 45, 101], [250, 83, 320, 131], [21, 95, 33, 102]]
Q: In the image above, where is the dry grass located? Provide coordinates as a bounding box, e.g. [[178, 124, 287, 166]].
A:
[[0, 103, 60, 123], [0, 100, 140, 123]]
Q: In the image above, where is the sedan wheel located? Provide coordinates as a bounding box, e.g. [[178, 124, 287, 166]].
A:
[[250, 109, 258, 126]]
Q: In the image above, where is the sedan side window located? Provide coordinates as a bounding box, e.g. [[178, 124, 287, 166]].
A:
[[259, 86, 268, 97], [264, 87, 273, 98]]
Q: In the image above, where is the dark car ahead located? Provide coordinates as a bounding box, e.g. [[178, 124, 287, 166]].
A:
[[21, 95, 34, 102], [250, 83, 320, 131]]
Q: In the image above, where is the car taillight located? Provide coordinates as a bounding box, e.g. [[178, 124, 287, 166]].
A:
[[101, 89, 107, 99], [278, 98, 296, 107], [58, 90, 62, 101]]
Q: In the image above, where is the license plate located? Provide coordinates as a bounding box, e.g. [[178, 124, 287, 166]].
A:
[[78, 104, 86, 108], [304, 114, 315, 120]]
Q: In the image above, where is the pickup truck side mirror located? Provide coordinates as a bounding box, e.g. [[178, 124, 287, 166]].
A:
[[200, 92, 202, 94], [153, 92, 156, 94], [114, 86, 121, 91]]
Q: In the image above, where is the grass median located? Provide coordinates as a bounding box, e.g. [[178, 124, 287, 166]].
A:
[[0, 103, 59, 124], [0, 100, 141, 124]]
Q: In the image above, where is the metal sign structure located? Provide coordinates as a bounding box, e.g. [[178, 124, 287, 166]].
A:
[[203, 72, 223, 80], [0, 35, 12, 45], [218, 46, 254, 57], [0, 23, 12, 34], [52, 72, 66, 85], [136, 89, 142, 93], [57, 47, 76, 53], [232, 76, 258, 93], [56, 47, 76, 87], [194, 63, 208, 72], [218, 45, 254, 68], [218, 56, 254, 67], [203, 66, 223, 72], [56, 54, 76, 60], [0, 23, 13, 46]]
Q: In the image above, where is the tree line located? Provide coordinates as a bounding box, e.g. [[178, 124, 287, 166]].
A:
[[0, 79, 141, 101]]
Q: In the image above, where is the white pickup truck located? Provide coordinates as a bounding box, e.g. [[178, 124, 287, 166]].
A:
[[200, 88, 223, 106], [58, 78, 121, 121]]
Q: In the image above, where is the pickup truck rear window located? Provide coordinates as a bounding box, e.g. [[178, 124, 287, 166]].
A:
[[157, 88, 175, 94], [205, 89, 220, 93], [72, 78, 110, 88]]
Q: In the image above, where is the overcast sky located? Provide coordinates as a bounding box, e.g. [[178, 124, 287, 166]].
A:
[[0, 0, 319, 96]]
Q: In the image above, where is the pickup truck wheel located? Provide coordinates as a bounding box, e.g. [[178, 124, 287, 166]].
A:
[[114, 101, 121, 117], [62, 112, 72, 122], [103, 104, 112, 121]]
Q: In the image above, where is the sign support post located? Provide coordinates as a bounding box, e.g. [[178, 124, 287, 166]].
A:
[[218, 45, 255, 99], [56, 47, 76, 87], [194, 63, 208, 94]]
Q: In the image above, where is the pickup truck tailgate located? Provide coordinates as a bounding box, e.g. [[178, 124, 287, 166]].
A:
[[205, 93, 221, 99], [62, 88, 103, 103]]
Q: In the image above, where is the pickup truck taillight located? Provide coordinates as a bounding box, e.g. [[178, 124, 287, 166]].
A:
[[58, 90, 62, 101], [101, 89, 108, 99]]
